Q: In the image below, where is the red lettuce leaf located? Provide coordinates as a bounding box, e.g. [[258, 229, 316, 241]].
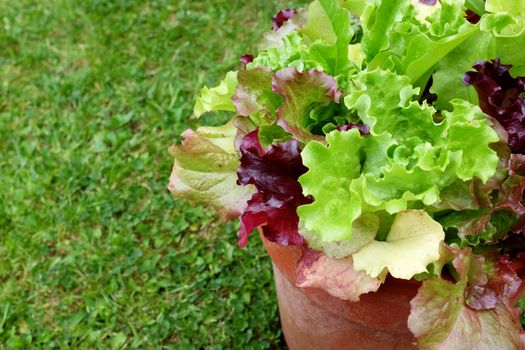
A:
[[463, 59, 525, 154], [495, 176, 525, 216], [240, 54, 254, 67], [236, 129, 312, 247], [465, 9, 481, 24], [510, 154, 525, 176], [272, 8, 297, 31]]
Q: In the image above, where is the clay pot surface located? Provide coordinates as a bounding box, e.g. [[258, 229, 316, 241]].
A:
[[261, 235, 421, 350]]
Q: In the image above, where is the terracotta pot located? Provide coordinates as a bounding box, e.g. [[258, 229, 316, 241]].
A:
[[261, 235, 421, 350]]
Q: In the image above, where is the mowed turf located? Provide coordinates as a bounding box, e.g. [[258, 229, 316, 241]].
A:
[[0, 0, 306, 348]]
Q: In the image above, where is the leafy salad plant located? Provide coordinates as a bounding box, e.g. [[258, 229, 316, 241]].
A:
[[169, 0, 525, 347]]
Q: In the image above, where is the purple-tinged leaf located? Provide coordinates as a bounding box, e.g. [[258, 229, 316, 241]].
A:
[[419, 0, 437, 5], [296, 247, 382, 301], [260, 9, 307, 51], [408, 246, 525, 349], [466, 254, 522, 311], [442, 172, 525, 242], [272, 68, 343, 142], [236, 129, 312, 247], [494, 176, 525, 216], [232, 68, 283, 123]]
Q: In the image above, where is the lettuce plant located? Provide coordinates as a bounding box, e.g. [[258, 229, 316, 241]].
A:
[[169, 0, 525, 347]]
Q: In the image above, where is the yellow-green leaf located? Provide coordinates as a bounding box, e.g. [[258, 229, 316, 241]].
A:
[[353, 210, 445, 279]]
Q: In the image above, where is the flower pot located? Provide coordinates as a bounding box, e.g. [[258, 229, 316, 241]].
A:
[[261, 234, 421, 350]]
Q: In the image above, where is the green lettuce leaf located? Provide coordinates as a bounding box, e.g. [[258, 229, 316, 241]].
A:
[[401, 24, 477, 84], [496, 32, 525, 76], [352, 210, 445, 279], [298, 129, 366, 242], [430, 29, 496, 111], [344, 68, 435, 140], [361, 0, 477, 85], [299, 69, 498, 244], [345, 69, 499, 180], [302, 0, 353, 76], [481, 0, 525, 37], [168, 118, 255, 221], [444, 100, 500, 182], [361, 0, 407, 60], [248, 32, 311, 72], [343, 0, 367, 16], [193, 71, 238, 118]]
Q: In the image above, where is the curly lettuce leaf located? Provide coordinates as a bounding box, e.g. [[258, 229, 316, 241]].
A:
[[248, 0, 355, 76], [346, 69, 499, 180], [408, 247, 525, 349], [298, 129, 366, 242], [249, 31, 311, 72], [344, 68, 437, 141], [401, 1, 476, 83], [481, 0, 525, 37], [352, 210, 445, 279], [362, 0, 475, 84], [299, 69, 498, 244], [272, 67, 343, 142], [444, 99, 500, 182], [296, 247, 382, 301], [168, 118, 255, 221], [194, 71, 238, 118]]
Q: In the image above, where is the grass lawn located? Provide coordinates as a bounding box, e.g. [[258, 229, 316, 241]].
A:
[[0, 0, 306, 348]]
